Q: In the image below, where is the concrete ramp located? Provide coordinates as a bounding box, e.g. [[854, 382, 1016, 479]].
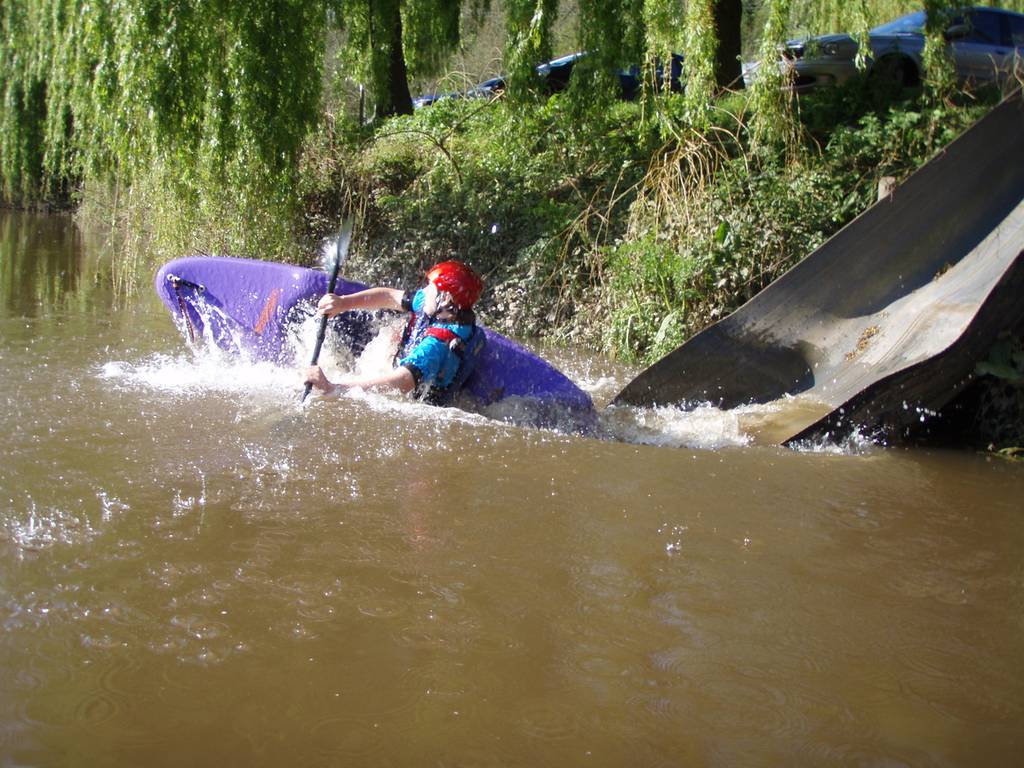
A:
[[613, 90, 1024, 444]]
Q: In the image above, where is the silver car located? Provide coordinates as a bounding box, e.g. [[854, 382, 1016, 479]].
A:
[[782, 6, 1024, 92]]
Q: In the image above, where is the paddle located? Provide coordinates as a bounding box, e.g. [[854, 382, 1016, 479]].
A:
[[302, 216, 354, 402]]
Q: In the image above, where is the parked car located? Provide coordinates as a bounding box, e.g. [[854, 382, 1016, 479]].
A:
[[413, 51, 684, 108], [781, 6, 1024, 92]]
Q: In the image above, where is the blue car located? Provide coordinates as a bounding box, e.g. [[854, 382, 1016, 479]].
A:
[[781, 6, 1024, 92]]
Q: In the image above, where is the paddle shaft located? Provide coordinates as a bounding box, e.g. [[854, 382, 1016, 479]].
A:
[[302, 231, 347, 402]]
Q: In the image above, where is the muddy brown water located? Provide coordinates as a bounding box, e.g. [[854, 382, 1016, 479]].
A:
[[1, 211, 1022, 767]]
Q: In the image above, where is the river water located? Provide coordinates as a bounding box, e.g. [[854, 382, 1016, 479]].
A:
[[1, 210, 1022, 767]]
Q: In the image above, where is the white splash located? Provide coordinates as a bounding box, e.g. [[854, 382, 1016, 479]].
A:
[[102, 302, 874, 454], [4, 498, 99, 553], [99, 352, 295, 398], [601, 402, 753, 450]]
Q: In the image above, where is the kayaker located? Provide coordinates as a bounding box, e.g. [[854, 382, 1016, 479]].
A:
[[301, 260, 485, 404]]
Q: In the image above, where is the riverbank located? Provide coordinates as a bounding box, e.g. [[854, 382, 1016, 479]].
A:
[[293, 80, 1024, 452], [10, 71, 1023, 450], [286, 81, 1002, 358]]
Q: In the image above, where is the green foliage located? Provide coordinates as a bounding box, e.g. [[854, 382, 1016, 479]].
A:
[[505, 0, 559, 99], [3, 0, 1019, 362], [790, 0, 903, 36], [402, 0, 463, 77], [576, 0, 644, 96], [332, 0, 381, 101], [330, 93, 654, 338], [750, 0, 799, 152], [604, 83, 994, 362], [683, 0, 718, 125], [308, 66, 997, 364], [2, 0, 331, 261], [642, 0, 680, 65], [922, 0, 965, 101], [848, 0, 874, 71]]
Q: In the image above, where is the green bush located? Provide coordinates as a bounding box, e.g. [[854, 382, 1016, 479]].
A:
[[600, 83, 995, 363], [323, 93, 655, 338], [4, 0, 1001, 365], [293, 78, 996, 362]]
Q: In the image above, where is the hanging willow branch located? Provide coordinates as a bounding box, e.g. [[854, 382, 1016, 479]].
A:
[[505, 0, 558, 100], [1, 0, 330, 204], [922, 0, 967, 102], [749, 0, 799, 155], [683, 0, 718, 126]]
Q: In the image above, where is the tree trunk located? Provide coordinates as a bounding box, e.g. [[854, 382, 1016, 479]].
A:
[[375, 0, 414, 117], [714, 0, 744, 90]]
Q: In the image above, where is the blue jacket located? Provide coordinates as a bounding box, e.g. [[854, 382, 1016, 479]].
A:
[[396, 289, 484, 404]]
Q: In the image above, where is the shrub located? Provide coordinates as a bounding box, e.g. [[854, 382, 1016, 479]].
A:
[[600, 83, 995, 363]]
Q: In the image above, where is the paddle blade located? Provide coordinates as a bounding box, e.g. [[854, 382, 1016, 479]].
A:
[[322, 217, 354, 290]]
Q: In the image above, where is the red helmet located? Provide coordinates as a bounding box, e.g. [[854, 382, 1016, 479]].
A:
[[426, 260, 483, 309]]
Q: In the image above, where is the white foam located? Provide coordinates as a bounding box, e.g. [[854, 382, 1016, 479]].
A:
[[4, 498, 99, 553], [99, 352, 294, 398], [601, 402, 753, 450], [106, 305, 874, 453], [786, 429, 877, 455]]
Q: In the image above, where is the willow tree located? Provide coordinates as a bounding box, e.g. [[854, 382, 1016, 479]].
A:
[[504, 0, 560, 98], [337, 0, 412, 117], [2, 0, 485, 201], [338, 0, 488, 118], [922, 0, 965, 100], [679, 0, 743, 121], [749, 0, 797, 152], [0, 1, 44, 202], [683, 0, 717, 121], [1, 0, 333, 205], [502, 0, 743, 110]]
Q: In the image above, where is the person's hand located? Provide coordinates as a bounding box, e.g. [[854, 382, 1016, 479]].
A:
[[302, 365, 338, 396], [315, 293, 347, 318]]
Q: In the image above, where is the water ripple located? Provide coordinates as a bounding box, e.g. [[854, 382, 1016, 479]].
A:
[[306, 716, 388, 763], [515, 699, 585, 741]]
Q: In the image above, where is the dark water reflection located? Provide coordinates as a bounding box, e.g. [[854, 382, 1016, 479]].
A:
[[1, 211, 1023, 767], [0, 211, 98, 316]]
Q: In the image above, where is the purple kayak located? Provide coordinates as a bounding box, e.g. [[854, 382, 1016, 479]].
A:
[[154, 256, 596, 426]]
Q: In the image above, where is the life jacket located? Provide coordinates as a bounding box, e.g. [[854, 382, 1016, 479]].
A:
[[397, 311, 486, 405]]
